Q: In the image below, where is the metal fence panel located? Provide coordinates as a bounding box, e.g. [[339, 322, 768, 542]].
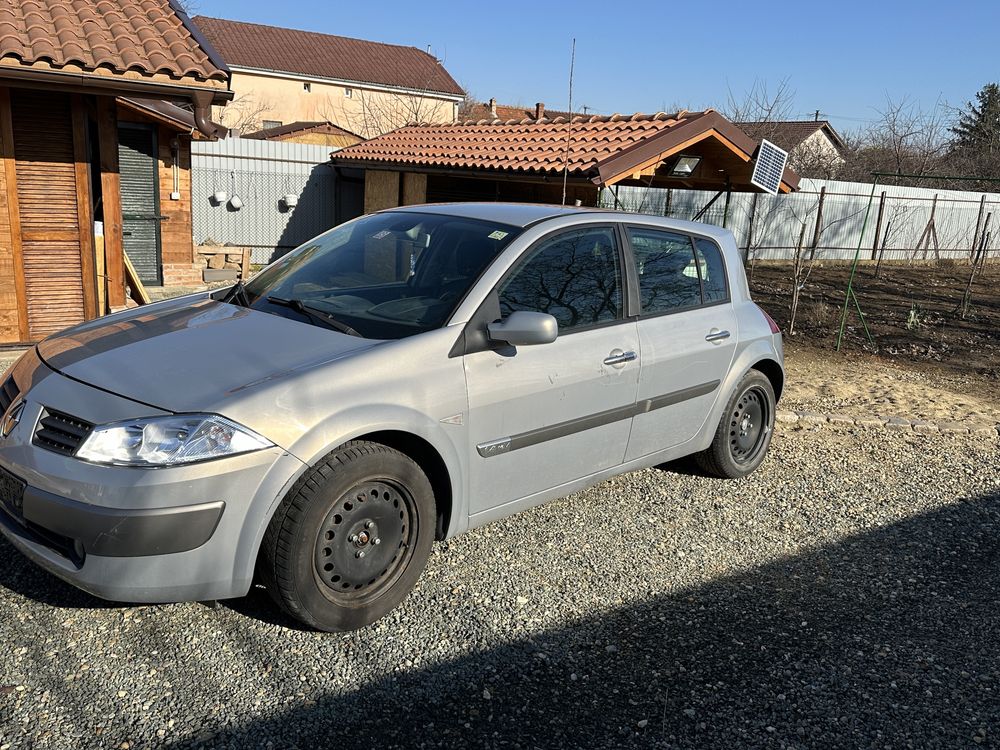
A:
[[601, 178, 1000, 263], [192, 138, 339, 264]]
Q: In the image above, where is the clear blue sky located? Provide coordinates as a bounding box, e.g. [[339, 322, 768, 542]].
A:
[[192, 0, 999, 135]]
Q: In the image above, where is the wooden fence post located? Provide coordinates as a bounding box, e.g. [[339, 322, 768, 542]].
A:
[[808, 186, 826, 260], [870, 190, 886, 260], [971, 194, 987, 261]]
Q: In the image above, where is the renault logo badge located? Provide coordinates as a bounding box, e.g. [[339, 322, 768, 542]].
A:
[[1, 400, 24, 438]]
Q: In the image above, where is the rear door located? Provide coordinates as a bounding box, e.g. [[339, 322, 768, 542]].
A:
[[463, 225, 639, 516], [118, 124, 162, 285], [622, 225, 738, 462]]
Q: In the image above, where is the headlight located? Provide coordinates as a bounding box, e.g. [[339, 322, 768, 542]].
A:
[[76, 414, 273, 467]]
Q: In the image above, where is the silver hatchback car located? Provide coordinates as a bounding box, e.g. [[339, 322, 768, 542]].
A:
[[0, 203, 783, 631]]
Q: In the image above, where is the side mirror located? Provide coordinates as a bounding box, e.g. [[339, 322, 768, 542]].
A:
[[487, 311, 558, 347]]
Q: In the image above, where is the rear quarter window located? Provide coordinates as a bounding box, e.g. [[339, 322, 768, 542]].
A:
[[693, 237, 729, 304]]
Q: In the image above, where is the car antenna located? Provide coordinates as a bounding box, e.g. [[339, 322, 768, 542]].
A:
[[560, 37, 576, 206]]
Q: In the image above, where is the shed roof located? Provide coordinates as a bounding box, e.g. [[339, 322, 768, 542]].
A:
[[244, 120, 363, 141], [193, 16, 464, 97], [331, 110, 800, 192], [0, 0, 228, 88]]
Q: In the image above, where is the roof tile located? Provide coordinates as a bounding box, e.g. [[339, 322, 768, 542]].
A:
[[193, 15, 462, 96], [0, 0, 227, 83], [332, 112, 702, 177]]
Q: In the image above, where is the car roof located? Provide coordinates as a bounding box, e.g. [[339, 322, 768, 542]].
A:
[[386, 202, 605, 228], [383, 202, 734, 240]]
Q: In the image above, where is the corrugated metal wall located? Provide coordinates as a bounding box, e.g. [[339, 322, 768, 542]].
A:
[[191, 138, 340, 264], [602, 179, 1000, 262]]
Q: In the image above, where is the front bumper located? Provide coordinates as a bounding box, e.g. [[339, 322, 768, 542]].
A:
[[0, 348, 307, 602]]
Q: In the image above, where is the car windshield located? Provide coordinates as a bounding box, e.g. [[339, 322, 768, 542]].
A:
[[239, 211, 520, 339]]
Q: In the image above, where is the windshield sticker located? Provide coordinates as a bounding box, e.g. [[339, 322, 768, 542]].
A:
[[488, 230, 509, 240], [370, 230, 392, 240]]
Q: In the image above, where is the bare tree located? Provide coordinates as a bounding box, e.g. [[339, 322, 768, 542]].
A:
[[317, 76, 462, 138], [215, 92, 276, 134], [838, 96, 952, 183], [722, 78, 796, 131]]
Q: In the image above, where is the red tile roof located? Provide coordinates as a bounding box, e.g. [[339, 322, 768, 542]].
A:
[[331, 110, 801, 192], [333, 112, 708, 177], [193, 16, 464, 97], [0, 0, 227, 84], [464, 101, 575, 123]]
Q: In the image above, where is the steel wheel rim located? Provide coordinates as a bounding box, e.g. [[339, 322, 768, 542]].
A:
[[313, 479, 416, 604], [729, 386, 770, 465]]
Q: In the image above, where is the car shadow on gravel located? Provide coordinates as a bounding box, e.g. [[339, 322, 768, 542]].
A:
[[0, 538, 122, 610], [157, 487, 1000, 749]]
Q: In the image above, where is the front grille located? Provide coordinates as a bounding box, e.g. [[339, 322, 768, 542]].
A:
[[0, 375, 19, 415], [33, 409, 94, 456]]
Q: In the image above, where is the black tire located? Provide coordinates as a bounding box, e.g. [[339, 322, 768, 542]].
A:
[[260, 441, 435, 632], [696, 370, 776, 479]]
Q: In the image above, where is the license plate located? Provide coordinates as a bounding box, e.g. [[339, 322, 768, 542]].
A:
[[0, 465, 25, 520]]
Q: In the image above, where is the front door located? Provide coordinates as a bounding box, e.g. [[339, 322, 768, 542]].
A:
[[464, 225, 639, 517], [622, 225, 738, 462], [118, 124, 162, 285]]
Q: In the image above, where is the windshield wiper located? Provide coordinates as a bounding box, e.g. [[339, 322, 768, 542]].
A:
[[222, 279, 251, 307], [266, 296, 362, 337]]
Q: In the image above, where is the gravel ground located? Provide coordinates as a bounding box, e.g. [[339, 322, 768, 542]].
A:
[[0, 425, 998, 749]]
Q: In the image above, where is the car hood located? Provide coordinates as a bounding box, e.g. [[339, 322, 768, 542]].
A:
[[36, 299, 378, 413]]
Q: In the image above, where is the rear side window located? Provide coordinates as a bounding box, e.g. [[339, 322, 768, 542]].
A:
[[498, 226, 623, 332], [627, 228, 701, 314], [694, 237, 729, 304]]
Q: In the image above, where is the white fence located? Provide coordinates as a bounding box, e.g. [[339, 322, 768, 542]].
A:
[[191, 138, 343, 264], [601, 179, 1000, 262]]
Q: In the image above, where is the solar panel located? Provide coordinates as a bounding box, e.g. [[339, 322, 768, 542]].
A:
[[750, 139, 789, 195]]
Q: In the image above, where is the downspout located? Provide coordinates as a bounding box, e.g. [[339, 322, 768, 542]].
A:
[[191, 91, 226, 139]]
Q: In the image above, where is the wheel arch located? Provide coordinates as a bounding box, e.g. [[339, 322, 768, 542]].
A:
[[751, 357, 784, 402], [357, 430, 454, 541]]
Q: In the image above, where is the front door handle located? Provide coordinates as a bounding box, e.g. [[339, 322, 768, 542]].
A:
[[604, 349, 637, 367], [705, 329, 731, 344]]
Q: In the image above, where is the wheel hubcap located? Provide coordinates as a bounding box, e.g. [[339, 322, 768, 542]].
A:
[[314, 480, 413, 599], [729, 386, 770, 464]]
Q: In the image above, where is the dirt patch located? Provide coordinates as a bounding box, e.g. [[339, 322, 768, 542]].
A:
[[750, 262, 999, 424], [781, 341, 999, 425]]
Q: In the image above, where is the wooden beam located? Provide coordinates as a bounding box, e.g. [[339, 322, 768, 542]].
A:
[[123, 252, 150, 305], [0, 87, 30, 342], [96, 97, 125, 309], [602, 129, 725, 188], [71, 95, 98, 320]]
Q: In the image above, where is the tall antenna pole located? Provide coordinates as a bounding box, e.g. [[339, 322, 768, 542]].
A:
[[561, 38, 576, 206]]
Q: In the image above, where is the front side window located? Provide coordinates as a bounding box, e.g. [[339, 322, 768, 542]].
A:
[[242, 212, 519, 339], [628, 227, 701, 314], [497, 227, 623, 332]]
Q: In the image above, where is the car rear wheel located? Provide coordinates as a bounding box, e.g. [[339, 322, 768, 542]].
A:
[[696, 370, 775, 479], [260, 441, 435, 632]]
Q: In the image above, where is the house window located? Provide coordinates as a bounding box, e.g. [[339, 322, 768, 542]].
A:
[[303, 82, 311, 93], [344, 87, 353, 98], [262, 120, 282, 129]]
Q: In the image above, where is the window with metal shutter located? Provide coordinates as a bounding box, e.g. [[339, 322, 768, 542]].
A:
[[118, 125, 162, 285]]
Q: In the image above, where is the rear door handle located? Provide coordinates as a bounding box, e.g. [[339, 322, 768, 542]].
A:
[[603, 349, 637, 367], [705, 329, 731, 343]]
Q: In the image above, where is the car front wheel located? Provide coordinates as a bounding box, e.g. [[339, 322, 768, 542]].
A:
[[696, 369, 776, 479], [260, 441, 435, 632]]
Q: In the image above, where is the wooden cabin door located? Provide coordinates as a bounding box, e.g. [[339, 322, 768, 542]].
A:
[[9, 90, 96, 340]]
